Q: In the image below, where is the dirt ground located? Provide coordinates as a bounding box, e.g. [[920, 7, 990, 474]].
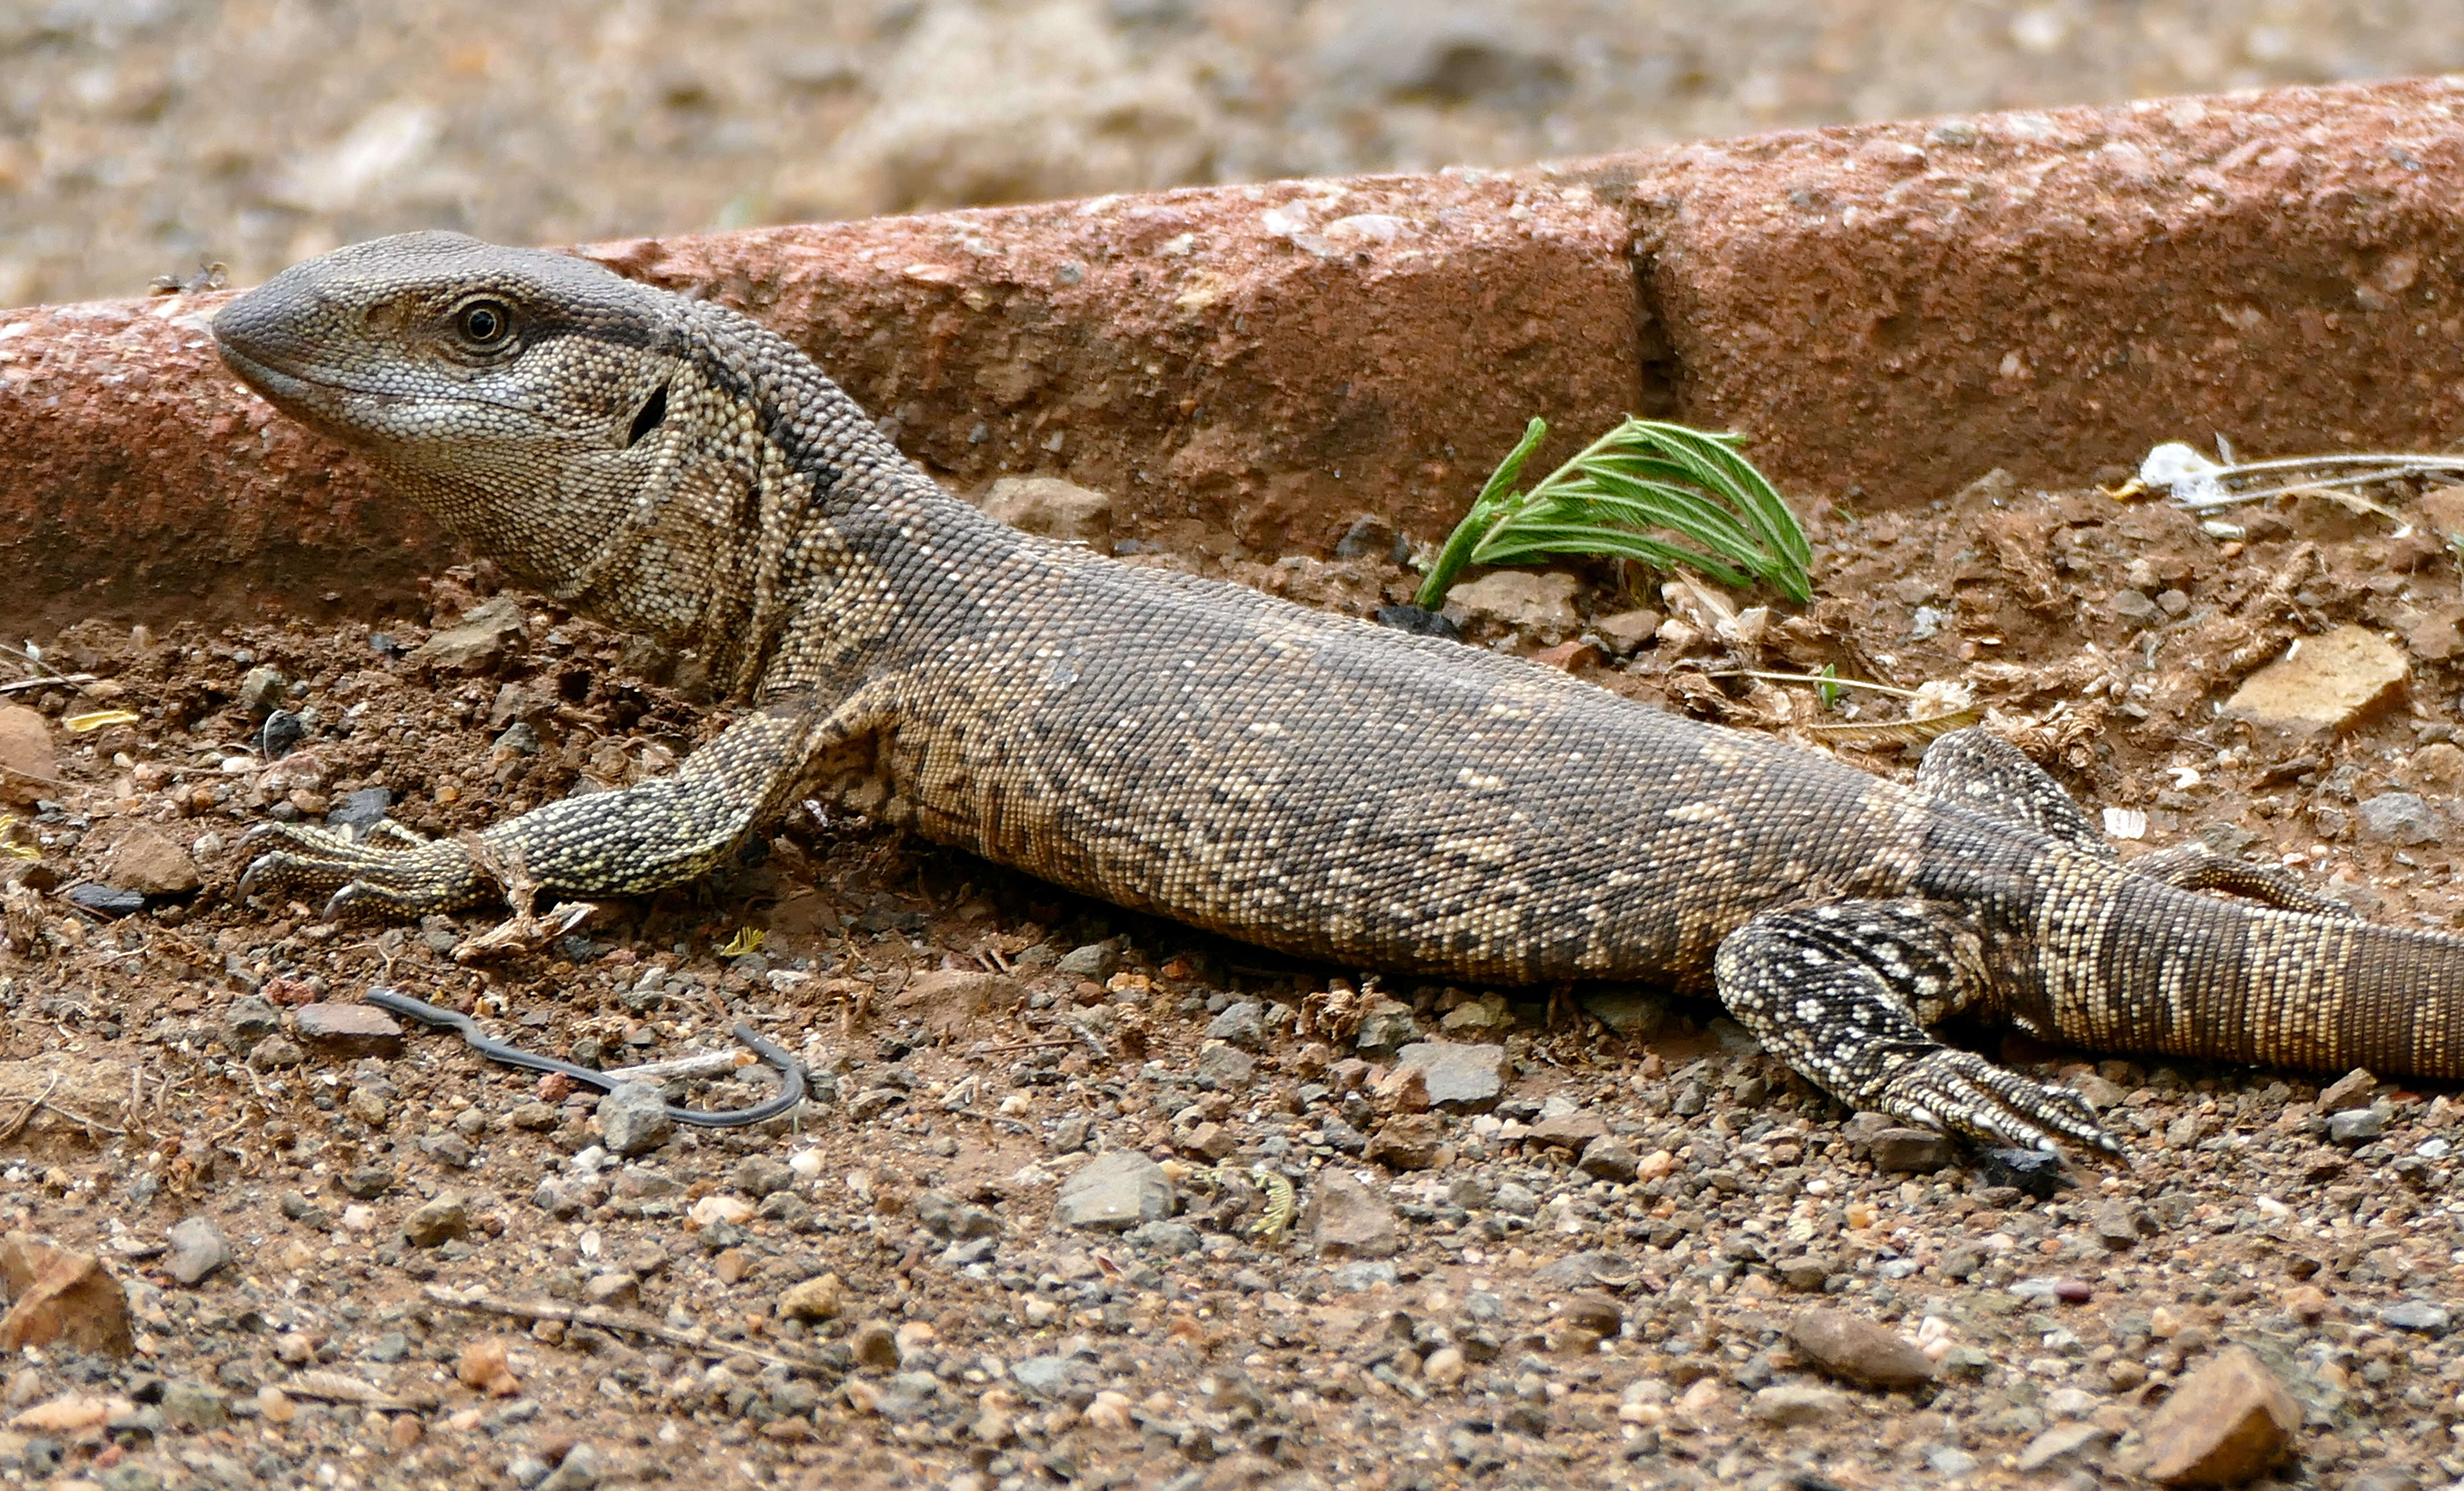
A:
[[8, 0, 2464, 308], [1, 464, 2464, 1491]]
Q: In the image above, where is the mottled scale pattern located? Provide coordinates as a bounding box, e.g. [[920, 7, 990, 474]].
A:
[[213, 232, 2464, 1152]]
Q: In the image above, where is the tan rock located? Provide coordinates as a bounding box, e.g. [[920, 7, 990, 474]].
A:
[[405, 595, 526, 672], [2401, 741, 2464, 795], [1311, 1169, 1400, 1257], [850, 1320, 901, 1370], [2404, 604, 2464, 663], [1372, 1063, 1430, 1114], [294, 1002, 404, 1056], [887, 969, 1022, 1041], [2224, 625, 2406, 739], [0, 707, 53, 806], [0, 1235, 133, 1357], [778, 1272, 844, 1323], [456, 1337, 519, 1396], [978, 476, 1113, 551], [1786, 1308, 1935, 1388], [1594, 607, 1662, 653], [1362, 1112, 1446, 1170], [9, 1392, 122, 1432], [1441, 570, 1580, 634], [2126, 1345, 2299, 1486], [100, 826, 199, 895], [1528, 1110, 1609, 1147], [2417, 484, 2464, 541]]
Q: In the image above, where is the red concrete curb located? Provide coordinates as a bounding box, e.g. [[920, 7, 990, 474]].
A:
[[4, 77, 2461, 633]]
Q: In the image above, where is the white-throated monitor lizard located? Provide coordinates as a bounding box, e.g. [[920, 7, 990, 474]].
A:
[[210, 231, 2464, 1156]]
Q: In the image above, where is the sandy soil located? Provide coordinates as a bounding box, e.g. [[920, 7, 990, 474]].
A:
[[0, 465, 2462, 1490]]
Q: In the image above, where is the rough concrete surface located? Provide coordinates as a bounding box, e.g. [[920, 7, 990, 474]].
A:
[[7, 79, 2464, 640]]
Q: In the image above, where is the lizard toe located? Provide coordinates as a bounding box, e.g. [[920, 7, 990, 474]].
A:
[[1879, 1049, 2118, 1156]]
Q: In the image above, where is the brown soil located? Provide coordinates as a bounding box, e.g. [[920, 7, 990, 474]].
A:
[[3, 467, 2463, 1491]]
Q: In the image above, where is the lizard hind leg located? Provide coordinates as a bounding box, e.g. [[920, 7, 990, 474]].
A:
[[1916, 726, 2112, 857], [1714, 897, 2118, 1154]]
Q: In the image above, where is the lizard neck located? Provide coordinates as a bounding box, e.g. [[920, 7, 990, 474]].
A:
[[456, 299, 1026, 701]]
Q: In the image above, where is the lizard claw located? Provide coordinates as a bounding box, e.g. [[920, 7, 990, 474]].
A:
[[235, 820, 485, 919], [1876, 1048, 2120, 1156]]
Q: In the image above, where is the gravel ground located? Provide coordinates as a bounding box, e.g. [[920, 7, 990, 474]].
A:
[[3, 469, 2464, 1490], [7, 1, 2464, 307]]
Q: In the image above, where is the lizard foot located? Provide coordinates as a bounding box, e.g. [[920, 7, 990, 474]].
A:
[[1715, 896, 2123, 1157], [238, 820, 485, 919], [1872, 1047, 2119, 1155]]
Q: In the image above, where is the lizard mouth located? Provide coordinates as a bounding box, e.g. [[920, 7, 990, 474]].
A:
[[214, 341, 402, 410]]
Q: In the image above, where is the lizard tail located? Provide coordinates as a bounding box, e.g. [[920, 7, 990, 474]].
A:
[[2071, 875, 2464, 1079]]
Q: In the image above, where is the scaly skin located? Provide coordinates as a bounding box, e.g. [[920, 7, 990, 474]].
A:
[[211, 232, 2464, 1152]]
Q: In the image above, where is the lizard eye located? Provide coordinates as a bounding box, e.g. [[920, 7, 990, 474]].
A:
[[455, 299, 514, 348]]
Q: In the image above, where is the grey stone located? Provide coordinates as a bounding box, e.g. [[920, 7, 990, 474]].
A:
[[730, 1156, 795, 1198], [538, 1443, 601, 1491], [1592, 609, 1661, 655], [222, 994, 278, 1044], [1576, 1136, 1640, 1182], [157, 1380, 226, 1430], [1351, 997, 1421, 1056], [363, 1331, 410, 1362], [1054, 1150, 1172, 1231], [1203, 1002, 1267, 1050], [325, 786, 393, 834], [2383, 1300, 2450, 1335], [2329, 1106, 2389, 1143], [1311, 1169, 1399, 1259], [1010, 1354, 1088, 1400], [2359, 792, 2444, 844], [340, 1163, 395, 1198], [166, 1215, 232, 1287], [2017, 1422, 2111, 1473], [597, 1082, 675, 1157], [1869, 1127, 1954, 1172], [1493, 1181, 1539, 1217], [1748, 1384, 1850, 1426], [1578, 989, 1665, 1038], [1392, 1041, 1508, 1110], [1196, 1042, 1257, 1088], [1124, 1220, 1202, 1255], [1331, 1260, 1398, 1292], [1054, 942, 1120, 981], [1925, 1446, 1979, 1476]]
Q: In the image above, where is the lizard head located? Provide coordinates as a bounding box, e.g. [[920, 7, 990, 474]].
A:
[[213, 231, 692, 596]]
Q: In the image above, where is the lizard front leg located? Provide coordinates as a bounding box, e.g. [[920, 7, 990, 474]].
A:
[[243, 690, 885, 919], [1715, 897, 2118, 1154]]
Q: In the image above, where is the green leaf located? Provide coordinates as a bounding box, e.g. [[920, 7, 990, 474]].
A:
[[1415, 416, 1812, 611]]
